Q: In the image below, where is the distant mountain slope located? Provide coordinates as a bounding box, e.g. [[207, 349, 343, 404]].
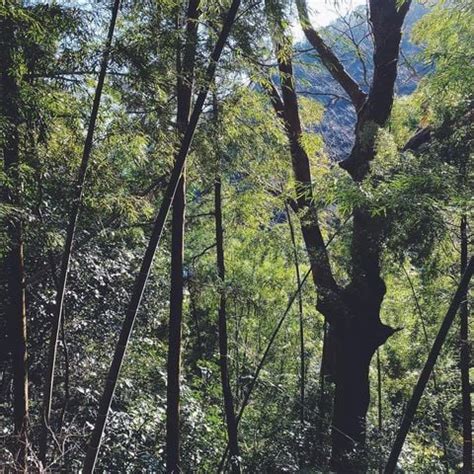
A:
[[294, 2, 428, 159]]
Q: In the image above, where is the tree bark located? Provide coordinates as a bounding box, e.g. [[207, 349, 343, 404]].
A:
[[166, 2, 200, 471], [330, 320, 382, 472], [376, 349, 382, 431], [268, 1, 410, 468], [166, 174, 186, 473], [1, 8, 29, 471], [340, 0, 411, 181], [83, 1, 241, 470], [39, 0, 121, 464], [296, 0, 367, 110]]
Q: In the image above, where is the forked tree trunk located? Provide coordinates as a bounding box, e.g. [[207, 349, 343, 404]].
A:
[[213, 96, 241, 473], [166, 2, 200, 472], [266, 21, 409, 468], [293, 1, 411, 469], [1, 9, 29, 471]]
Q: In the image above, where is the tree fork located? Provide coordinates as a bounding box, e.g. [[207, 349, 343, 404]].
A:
[[82, 1, 241, 470]]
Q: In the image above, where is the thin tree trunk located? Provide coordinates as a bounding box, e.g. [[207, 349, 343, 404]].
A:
[[285, 204, 305, 425], [402, 264, 449, 469], [460, 215, 472, 472], [82, 2, 241, 470], [4, 216, 28, 474], [377, 348, 383, 473], [217, 222, 347, 471], [1, 9, 29, 471], [384, 257, 474, 473], [166, 2, 200, 471], [39, 0, 121, 464], [315, 319, 330, 466], [166, 174, 186, 473], [213, 96, 241, 473]]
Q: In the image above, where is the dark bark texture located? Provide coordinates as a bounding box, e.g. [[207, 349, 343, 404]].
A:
[[166, 2, 200, 472], [460, 215, 472, 472], [267, 0, 412, 470], [1, 9, 29, 471]]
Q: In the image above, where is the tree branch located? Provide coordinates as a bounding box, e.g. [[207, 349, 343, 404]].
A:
[[339, 0, 411, 180], [296, 0, 367, 110]]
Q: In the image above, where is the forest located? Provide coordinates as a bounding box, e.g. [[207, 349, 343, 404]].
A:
[[0, 0, 472, 472]]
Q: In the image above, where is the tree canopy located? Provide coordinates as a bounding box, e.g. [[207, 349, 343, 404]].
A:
[[0, 0, 472, 472]]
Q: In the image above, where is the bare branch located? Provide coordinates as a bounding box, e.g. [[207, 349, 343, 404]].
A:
[[296, 0, 367, 110]]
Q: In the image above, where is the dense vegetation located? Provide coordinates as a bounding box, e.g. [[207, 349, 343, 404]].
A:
[[0, 0, 472, 472]]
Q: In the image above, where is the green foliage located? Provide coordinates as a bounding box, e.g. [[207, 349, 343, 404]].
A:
[[0, 0, 472, 471], [412, 0, 474, 111]]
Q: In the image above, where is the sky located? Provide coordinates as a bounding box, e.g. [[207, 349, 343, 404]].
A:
[[292, 0, 366, 39]]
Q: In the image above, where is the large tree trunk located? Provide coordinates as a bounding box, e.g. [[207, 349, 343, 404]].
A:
[[166, 2, 200, 471], [330, 321, 379, 471]]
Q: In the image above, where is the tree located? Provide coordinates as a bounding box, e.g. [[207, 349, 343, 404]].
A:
[[38, 0, 121, 464], [1, 4, 29, 469], [83, 1, 241, 469], [213, 94, 241, 473], [0, 0, 471, 470], [166, 1, 200, 471], [263, 0, 411, 468]]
